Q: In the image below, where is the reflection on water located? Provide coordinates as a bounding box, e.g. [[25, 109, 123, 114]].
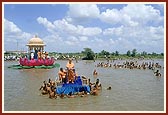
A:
[[3, 59, 164, 112]]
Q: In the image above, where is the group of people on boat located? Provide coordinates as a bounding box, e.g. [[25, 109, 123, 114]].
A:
[[39, 77, 103, 99], [30, 50, 50, 60], [19, 50, 55, 66], [39, 58, 103, 99], [58, 58, 77, 84]]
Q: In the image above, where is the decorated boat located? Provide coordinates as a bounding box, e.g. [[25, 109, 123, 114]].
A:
[[19, 35, 55, 66], [8, 35, 60, 69]]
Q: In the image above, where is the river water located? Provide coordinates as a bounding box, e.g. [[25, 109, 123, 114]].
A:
[[3, 59, 165, 112]]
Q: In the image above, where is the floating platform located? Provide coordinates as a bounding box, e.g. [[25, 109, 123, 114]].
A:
[[56, 76, 90, 95], [8, 63, 60, 69]]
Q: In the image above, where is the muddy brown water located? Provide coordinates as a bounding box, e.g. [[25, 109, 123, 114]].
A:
[[3, 59, 164, 112]]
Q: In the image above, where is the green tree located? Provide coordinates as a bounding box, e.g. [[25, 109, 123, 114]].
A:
[[100, 50, 110, 57], [141, 51, 147, 56], [111, 52, 115, 56], [81, 48, 95, 60], [131, 49, 137, 57], [152, 52, 157, 56], [126, 50, 131, 57], [115, 51, 119, 56]]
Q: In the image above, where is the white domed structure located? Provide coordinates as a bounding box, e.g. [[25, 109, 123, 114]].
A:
[[28, 37, 44, 45], [26, 35, 46, 51], [19, 35, 55, 65]]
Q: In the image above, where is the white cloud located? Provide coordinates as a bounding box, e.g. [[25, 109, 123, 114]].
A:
[[4, 19, 31, 40], [36, 17, 103, 51], [53, 18, 102, 36], [100, 9, 122, 25], [103, 26, 124, 36], [37, 17, 55, 33], [68, 4, 100, 19], [122, 4, 163, 26], [99, 8, 138, 26], [54, 19, 77, 34], [79, 36, 88, 42], [67, 36, 78, 42], [146, 26, 164, 41], [76, 25, 102, 36], [66, 4, 100, 24], [99, 4, 163, 26], [4, 19, 32, 50], [4, 19, 22, 35], [109, 38, 115, 44], [65, 41, 77, 46], [43, 34, 62, 43]]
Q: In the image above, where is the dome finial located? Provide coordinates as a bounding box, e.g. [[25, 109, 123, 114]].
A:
[[35, 35, 38, 38]]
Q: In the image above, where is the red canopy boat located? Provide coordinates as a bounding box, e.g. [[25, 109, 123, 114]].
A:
[[19, 57, 55, 66]]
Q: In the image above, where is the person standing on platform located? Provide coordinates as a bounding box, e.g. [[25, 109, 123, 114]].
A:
[[30, 52, 34, 60], [45, 52, 50, 59], [66, 58, 75, 83], [37, 50, 41, 59], [66, 58, 75, 70], [34, 49, 38, 59]]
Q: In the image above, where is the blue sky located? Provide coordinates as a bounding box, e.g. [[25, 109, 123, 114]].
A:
[[3, 3, 165, 53]]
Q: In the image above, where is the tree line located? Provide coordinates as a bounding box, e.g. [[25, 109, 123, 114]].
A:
[[5, 48, 163, 60], [50, 48, 164, 60]]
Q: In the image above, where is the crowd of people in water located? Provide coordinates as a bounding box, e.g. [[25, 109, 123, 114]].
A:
[[39, 59, 103, 99], [95, 59, 163, 77], [95, 60, 162, 70]]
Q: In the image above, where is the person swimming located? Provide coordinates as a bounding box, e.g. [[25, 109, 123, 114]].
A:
[[93, 69, 98, 76], [107, 86, 112, 90], [90, 87, 98, 96], [49, 85, 57, 99], [67, 92, 76, 98], [154, 70, 161, 77], [95, 79, 102, 90], [39, 80, 48, 95]]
